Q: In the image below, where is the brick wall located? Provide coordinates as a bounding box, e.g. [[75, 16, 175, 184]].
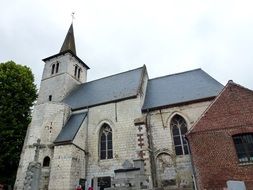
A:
[[188, 82, 253, 190]]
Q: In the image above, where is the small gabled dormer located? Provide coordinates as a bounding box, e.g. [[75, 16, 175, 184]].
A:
[[37, 23, 89, 104]]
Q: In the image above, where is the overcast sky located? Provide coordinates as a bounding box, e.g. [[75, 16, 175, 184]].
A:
[[1, 0, 253, 90]]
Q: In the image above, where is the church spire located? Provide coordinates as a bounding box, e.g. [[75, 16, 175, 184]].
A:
[[60, 23, 76, 55]]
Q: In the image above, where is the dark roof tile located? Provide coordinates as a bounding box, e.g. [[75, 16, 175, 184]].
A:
[[54, 112, 87, 144], [142, 69, 223, 111], [60, 23, 76, 55], [63, 66, 145, 110]]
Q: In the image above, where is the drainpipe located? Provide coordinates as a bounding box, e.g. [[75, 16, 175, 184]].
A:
[[184, 136, 198, 190], [85, 107, 89, 187], [145, 110, 158, 188]]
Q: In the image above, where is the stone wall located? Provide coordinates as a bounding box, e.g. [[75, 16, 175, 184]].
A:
[[14, 102, 70, 190], [40, 167, 50, 190], [82, 97, 211, 189], [48, 145, 86, 190], [85, 96, 144, 188], [38, 52, 87, 104], [15, 90, 213, 190], [134, 117, 151, 177], [41, 53, 87, 83], [147, 101, 212, 189], [15, 51, 218, 190]]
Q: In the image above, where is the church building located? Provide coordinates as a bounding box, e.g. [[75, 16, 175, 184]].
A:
[[14, 24, 223, 190]]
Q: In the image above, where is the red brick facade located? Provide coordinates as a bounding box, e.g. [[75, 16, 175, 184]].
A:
[[187, 81, 253, 190]]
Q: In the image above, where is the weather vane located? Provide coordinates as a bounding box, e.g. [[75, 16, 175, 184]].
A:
[[71, 12, 75, 23]]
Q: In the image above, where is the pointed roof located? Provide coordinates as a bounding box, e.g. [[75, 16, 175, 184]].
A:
[[42, 24, 89, 69], [187, 81, 253, 134], [60, 23, 76, 55]]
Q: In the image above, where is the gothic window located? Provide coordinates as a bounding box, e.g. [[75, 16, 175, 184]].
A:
[[55, 62, 59, 73], [48, 95, 52, 101], [100, 124, 113, 160], [51, 64, 55, 75], [233, 133, 253, 163], [43, 156, 50, 167], [171, 114, 189, 155], [78, 68, 81, 79]]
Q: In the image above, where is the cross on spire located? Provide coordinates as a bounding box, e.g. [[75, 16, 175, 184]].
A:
[[71, 12, 75, 23]]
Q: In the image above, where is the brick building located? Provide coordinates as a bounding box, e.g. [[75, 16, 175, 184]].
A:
[[187, 81, 253, 189]]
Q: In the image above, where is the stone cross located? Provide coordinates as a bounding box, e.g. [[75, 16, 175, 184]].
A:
[[32, 139, 46, 162]]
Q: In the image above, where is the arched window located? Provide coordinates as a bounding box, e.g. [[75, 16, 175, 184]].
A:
[[233, 133, 253, 163], [78, 68, 81, 79], [171, 114, 189, 155], [51, 64, 55, 75], [74, 65, 78, 77], [48, 95, 52, 101], [55, 62, 59, 73], [100, 124, 113, 160], [43, 156, 50, 167]]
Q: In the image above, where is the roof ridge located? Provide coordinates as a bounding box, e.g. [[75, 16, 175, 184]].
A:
[[84, 66, 144, 85], [149, 68, 202, 81], [201, 69, 223, 86], [136, 65, 148, 95], [227, 80, 253, 93]]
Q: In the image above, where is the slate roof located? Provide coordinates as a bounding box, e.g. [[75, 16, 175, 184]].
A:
[[142, 69, 223, 111], [60, 23, 76, 55], [54, 112, 87, 144], [55, 68, 223, 144], [42, 23, 89, 69], [42, 50, 90, 69], [63, 66, 145, 110]]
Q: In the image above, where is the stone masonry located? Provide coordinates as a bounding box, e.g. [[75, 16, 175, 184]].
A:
[[14, 24, 224, 190]]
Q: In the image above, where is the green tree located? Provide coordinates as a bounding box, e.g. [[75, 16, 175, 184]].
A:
[[0, 61, 37, 187]]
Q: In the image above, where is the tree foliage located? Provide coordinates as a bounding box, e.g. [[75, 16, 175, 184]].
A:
[[0, 61, 37, 186]]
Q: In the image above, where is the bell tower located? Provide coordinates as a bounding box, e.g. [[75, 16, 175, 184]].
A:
[[37, 24, 89, 104]]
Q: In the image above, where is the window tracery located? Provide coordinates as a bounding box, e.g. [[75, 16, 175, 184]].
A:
[[170, 114, 188, 155], [100, 124, 113, 160]]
